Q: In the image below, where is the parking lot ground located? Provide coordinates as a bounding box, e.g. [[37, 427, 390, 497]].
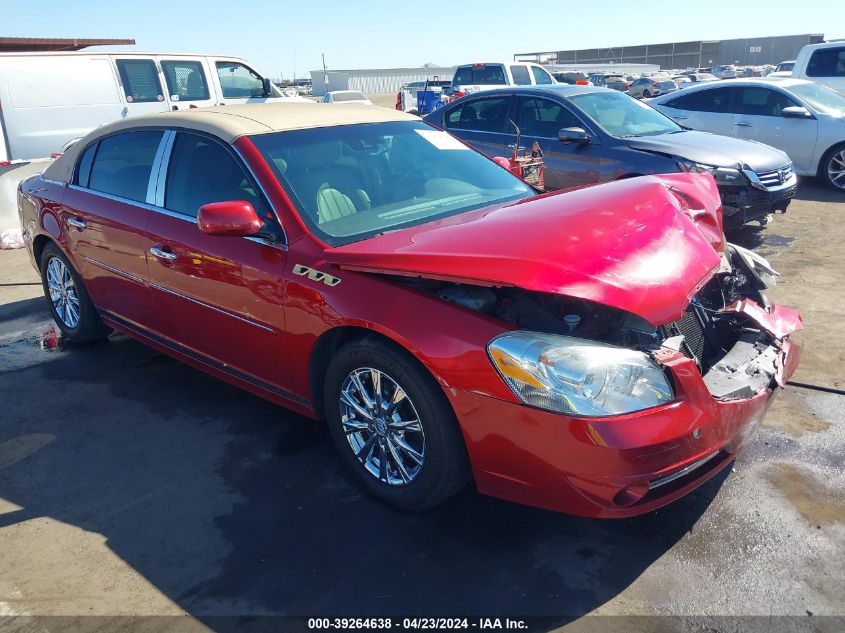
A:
[[0, 178, 843, 632]]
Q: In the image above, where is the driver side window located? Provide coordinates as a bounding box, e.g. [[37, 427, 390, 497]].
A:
[[215, 61, 266, 98], [164, 133, 270, 218]]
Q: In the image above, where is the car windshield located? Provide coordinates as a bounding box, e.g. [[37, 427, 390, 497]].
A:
[[569, 91, 683, 137], [332, 91, 368, 102], [251, 121, 534, 246], [789, 82, 845, 116]]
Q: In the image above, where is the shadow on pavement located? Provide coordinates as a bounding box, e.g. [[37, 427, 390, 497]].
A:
[[0, 300, 728, 624]]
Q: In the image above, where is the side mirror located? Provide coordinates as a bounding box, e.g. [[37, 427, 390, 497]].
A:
[[559, 127, 592, 144], [197, 201, 263, 237], [781, 105, 813, 119], [262, 77, 274, 97]]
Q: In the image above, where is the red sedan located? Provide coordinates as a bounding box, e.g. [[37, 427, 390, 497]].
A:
[[18, 103, 801, 517]]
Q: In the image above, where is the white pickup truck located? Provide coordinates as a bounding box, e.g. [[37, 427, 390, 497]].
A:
[[449, 62, 556, 97], [790, 41, 845, 94], [0, 51, 308, 245]]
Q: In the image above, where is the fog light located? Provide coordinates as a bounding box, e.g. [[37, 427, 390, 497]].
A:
[[612, 482, 649, 507]]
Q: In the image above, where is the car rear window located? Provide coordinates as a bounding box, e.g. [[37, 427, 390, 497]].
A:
[[332, 91, 368, 102], [453, 65, 506, 86], [161, 60, 210, 102], [87, 130, 163, 202], [807, 47, 845, 77], [510, 66, 532, 86], [116, 59, 164, 103]]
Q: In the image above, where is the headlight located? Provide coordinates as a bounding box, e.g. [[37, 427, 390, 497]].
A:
[[488, 332, 674, 417], [677, 159, 744, 186], [728, 243, 779, 288]]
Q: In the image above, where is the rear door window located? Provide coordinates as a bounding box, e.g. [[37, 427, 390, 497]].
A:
[[445, 96, 511, 133], [531, 66, 554, 85], [453, 65, 507, 85], [807, 47, 845, 77], [510, 65, 532, 86], [215, 61, 266, 98], [87, 130, 164, 202], [75, 143, 98, 188], [161, 60, 210, 102], [115, 59, 164, 103], [165, 133, 269, 218], [664, 87, 735, 112]]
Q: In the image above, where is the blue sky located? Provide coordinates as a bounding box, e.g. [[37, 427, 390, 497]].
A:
[[5, 0, 839, 79]]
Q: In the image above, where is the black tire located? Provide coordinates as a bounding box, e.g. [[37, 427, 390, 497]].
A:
[[324, 338, 471, 511], [642, 89, 651, 98], [39, 243, 110, 343], [820, 142, 845, 191]]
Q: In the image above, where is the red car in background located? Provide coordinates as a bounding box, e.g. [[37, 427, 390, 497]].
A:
[[18, 103, 801, 517]]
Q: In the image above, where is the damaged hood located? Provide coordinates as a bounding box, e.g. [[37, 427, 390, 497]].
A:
[[325, 174, 723, 326], [624, 130, 790, 172]]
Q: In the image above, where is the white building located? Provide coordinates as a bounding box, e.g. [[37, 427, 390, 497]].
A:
[[310, 66, 456, 96]]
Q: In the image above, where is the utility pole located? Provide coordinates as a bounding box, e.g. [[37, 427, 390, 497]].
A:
[[293, 48, 296, 81], [322, 53, 328, 92]]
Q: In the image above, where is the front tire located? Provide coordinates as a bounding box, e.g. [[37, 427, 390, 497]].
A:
[[822, 143, 845, 191], [40, 243, 109, 342], [642, 89, 651, 98], [324, 338, 471, 511]]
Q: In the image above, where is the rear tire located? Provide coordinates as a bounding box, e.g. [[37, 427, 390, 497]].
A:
[[39, 243, 110, 343], [642, 89, 651, 98], [821, 143, 845, 191], [324, 338, 471, 511]]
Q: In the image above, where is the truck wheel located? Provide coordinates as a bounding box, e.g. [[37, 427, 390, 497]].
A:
[[39, 243, 110, 342], [324, 338, 471, 511], [822, 143, 845, 191]]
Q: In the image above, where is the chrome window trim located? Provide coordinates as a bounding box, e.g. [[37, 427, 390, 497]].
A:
[[148, 281, 276, 333], [146, 130, 175, 205], [67, 184, 194, 221]]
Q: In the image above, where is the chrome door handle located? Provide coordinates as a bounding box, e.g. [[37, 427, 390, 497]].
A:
[[150, 246, 177, 261], [67, 217, 87, 230], [734, 121, 752, 127]]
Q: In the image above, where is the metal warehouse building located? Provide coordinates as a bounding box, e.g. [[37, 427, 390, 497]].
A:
[[310, 66, 456, 97], [515, 33, 825, 70]]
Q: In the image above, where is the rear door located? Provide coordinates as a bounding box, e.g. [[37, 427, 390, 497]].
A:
[[62, 130, 162, 327], [145, 130, 288, 385], [441, 94, 513, 159], [157, 57, 215, 111], [731, 86, 818, 171], [113, 57, 169, 118], [656, 86, 737, 135]]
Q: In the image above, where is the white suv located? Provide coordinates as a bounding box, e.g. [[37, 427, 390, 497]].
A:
[[450, 62, 555, 96]]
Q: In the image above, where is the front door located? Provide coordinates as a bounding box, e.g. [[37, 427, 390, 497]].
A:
[[145, 131, 289, 387], [62, 130, 162, 327], [731, 86, 819, 171], [212, 60, 274, 106], [510, 95, 604, 190]]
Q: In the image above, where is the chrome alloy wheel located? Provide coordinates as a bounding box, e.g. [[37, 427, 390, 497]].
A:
[[46, 257, 80, 329], [828, 149, 845, 190], [339, 367, 426, 486]]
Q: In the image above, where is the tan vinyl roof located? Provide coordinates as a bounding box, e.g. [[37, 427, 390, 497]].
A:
[[44, 103, 418, 184]]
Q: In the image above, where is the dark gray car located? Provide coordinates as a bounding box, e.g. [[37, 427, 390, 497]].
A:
[[423, 85, 797, 227]]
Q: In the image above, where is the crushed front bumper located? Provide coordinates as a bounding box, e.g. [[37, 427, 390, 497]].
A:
[[447, 301, 802, 518], [719, 176, 797, 227]]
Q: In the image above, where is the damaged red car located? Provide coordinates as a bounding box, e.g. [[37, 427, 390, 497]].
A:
[[18, 104, 802, 517]]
